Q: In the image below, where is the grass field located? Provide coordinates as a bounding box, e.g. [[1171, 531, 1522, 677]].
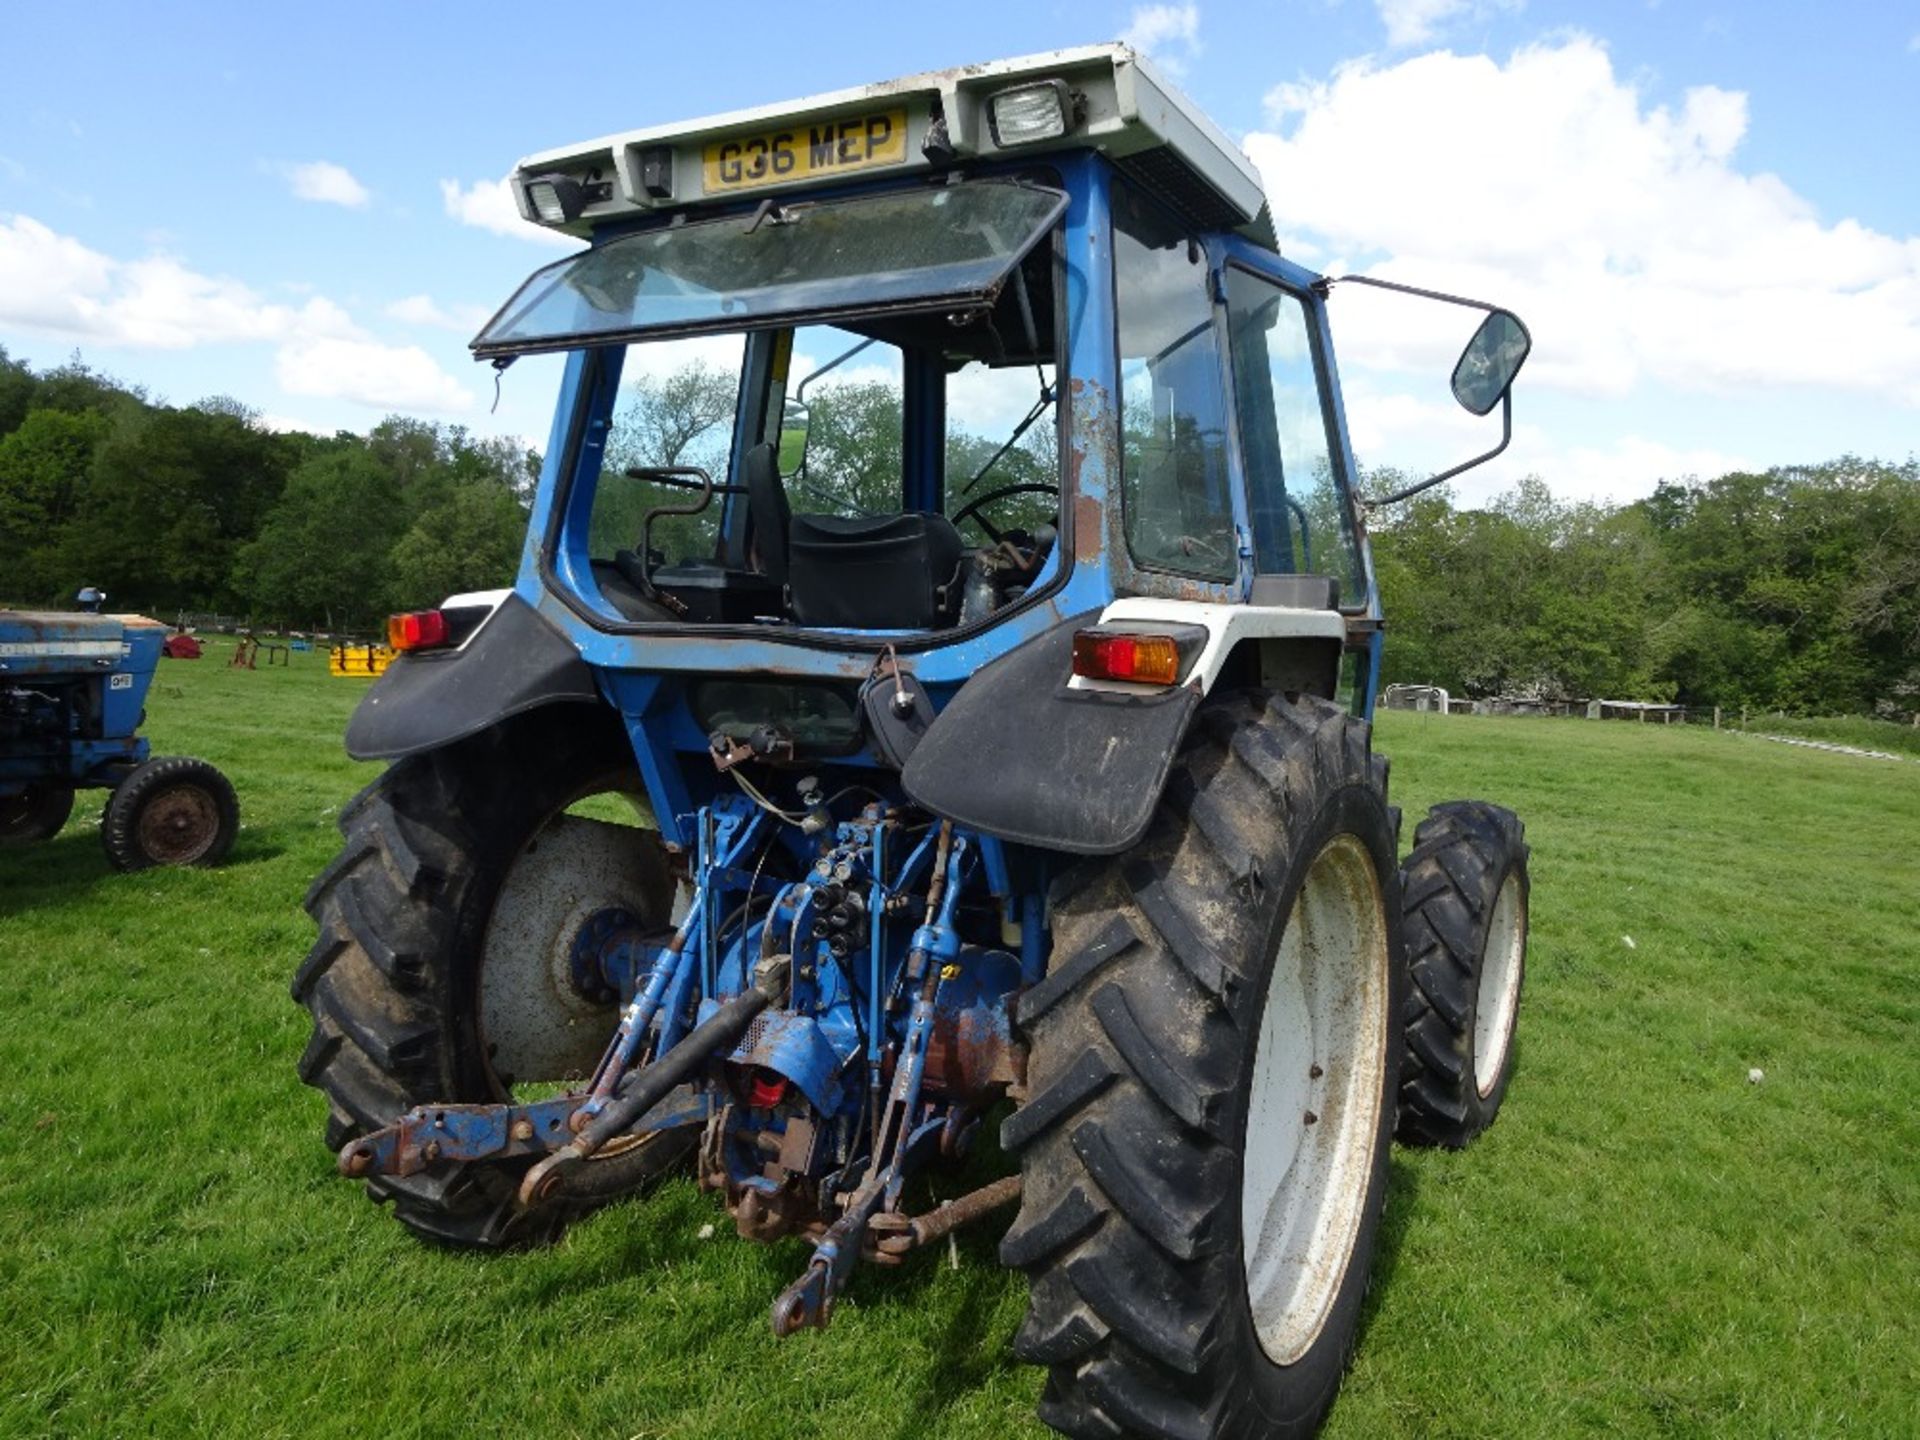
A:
[[2, 646, 1916, 1439]]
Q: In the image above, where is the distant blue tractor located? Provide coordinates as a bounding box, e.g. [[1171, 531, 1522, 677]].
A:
[[298, 46, 1534, 1439], [0, 606, 238, 868]]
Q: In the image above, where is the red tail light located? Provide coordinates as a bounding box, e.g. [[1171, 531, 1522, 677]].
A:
[[1071, 629, 1182, 686], [387, 609, 450, 651]]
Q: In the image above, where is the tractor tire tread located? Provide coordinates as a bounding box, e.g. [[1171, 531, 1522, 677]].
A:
[[1395, 800, 1530, 1148], [1006, 691, 1400, 1440], [295, 743, 550, 1248]]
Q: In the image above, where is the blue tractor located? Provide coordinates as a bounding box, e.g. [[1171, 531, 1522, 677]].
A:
[[1, 604, 239, 868], [298, 46, 1533, 1438]]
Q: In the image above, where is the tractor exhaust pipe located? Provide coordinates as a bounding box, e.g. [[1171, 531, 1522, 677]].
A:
[[518, 955, 791, 1208]]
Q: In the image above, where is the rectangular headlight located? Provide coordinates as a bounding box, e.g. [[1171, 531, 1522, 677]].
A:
[[525, 174, 584, 225], [988, 80, 1074, 147]]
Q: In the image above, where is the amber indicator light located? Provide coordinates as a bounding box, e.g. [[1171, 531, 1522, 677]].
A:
[[1071, 630, 1182, 686]]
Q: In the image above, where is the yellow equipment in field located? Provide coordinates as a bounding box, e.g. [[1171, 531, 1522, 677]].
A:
[[328, 644, 395, 678]]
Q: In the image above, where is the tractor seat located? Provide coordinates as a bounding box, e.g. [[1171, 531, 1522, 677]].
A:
[[787, 511, 964, 629], [744, 440, 963, 629]]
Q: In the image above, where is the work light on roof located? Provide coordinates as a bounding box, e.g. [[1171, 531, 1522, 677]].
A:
[[987, 79, 1078, 147], [526, 173, 585, 225]]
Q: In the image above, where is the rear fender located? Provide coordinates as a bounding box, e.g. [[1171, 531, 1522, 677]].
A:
[[344, 592, 601, 761], [901, 595, 1347, 855]]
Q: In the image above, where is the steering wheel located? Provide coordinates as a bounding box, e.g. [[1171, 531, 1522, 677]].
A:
[[948, 482, 1058, 545]]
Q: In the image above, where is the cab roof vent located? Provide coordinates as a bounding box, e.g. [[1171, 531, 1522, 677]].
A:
[[1114, 145, 1246, 232]]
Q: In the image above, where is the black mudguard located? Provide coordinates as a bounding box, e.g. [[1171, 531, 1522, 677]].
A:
[[344, 595, 601, 761], [901, 612, 1202, 856]]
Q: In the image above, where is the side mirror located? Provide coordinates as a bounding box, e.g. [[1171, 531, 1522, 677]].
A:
[[1451, 309, 1531, 416], [778, 398, 810, 476]]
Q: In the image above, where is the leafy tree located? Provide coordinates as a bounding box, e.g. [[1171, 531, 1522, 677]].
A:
[[0, 344, 37, 440], [30, 352, 144, 423], [613, 362, 737, 473], [598, 362, 739, 566], [946, 413, 1057, 543], [795, 380, 902, 516], [236, 449, 405, 630], [0, 408, 109, 603], [59, 404, 288, 612], [386, 480, 528, 607]]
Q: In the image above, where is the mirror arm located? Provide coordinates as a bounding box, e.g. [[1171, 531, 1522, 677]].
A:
[[1365, 392, 1511, 508], [1318, 273, 1499, 317]]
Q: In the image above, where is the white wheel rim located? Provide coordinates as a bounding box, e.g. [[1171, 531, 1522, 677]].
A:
[[1241, 833, 1391, 1366], [1473, 872, 1525, 1098], [479, 813, 660, 1087]]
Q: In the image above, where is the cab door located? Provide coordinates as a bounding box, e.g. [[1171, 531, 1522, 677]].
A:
[[1217, 249, 1380, 712]]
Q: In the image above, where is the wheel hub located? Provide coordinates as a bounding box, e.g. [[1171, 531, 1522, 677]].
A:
[[1240, 833, 1391, 1366], [137, 784, 221, 864], [479, 814, 668, 1088], [1474, 872, 1526, 1097], [566, 905, 644, 1006]]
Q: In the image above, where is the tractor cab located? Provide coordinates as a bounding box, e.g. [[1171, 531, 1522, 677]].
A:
[[468, 45, 1378, 685]]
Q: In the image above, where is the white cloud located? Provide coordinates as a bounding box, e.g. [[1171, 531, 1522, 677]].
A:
[[385, 293, 490, 333], [281, 160, 370, 209], [1246, 37, 1920, 410], [1375, 0, 1522, 48], [1121, 4, 1202, 75], [1339, 373, 1750, 502], [277, 336, 473, 414], [619, 332, 749, 389], [439, 176, 578, 247], [1376, 0, 1463, 47], [1525, 435, 1753, 504], [0, 213, 474, 414], [0, 215, 115, 331]]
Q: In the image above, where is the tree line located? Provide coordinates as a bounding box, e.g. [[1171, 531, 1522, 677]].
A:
[[1370, 460, 1919, 717], [0, 346, 534, 633], [1, 345, 1913, 718]]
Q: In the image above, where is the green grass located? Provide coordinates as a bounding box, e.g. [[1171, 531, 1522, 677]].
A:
[[2, 647, 1916, 1438]]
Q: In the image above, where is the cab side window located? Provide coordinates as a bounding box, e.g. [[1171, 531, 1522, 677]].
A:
[[1224, 268, 1365, 602], [1114, 181, 1237, 581]]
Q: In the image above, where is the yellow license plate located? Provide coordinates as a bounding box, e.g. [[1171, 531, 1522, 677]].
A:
[[703, 108, 909, 193]]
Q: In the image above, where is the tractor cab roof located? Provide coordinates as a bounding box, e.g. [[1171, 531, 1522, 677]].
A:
[[507, 44, 1273, 247]]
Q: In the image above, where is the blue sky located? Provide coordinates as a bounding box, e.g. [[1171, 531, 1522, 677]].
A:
[[3, 1, 1916, 503]]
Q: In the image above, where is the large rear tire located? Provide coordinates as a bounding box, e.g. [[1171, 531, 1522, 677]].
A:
[[292, 710, 688, 1247], [1003, 692, 1406, 1440], [1395, 801, 1529, 1148]]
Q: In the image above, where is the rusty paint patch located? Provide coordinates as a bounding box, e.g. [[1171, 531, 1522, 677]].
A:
[[1073, 494, 1105, 562]]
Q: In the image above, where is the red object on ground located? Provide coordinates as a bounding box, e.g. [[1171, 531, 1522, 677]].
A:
[[162, 634, 202, 659]]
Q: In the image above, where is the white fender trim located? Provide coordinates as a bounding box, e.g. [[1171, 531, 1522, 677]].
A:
[[1068, 597, 1346, 695], [437, 589, 513, 653]]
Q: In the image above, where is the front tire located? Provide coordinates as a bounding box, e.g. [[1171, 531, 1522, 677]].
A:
[[292, 710, 686, 1247], [1003, 692, 1406, 1440], [101, 756, 238, 870]]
